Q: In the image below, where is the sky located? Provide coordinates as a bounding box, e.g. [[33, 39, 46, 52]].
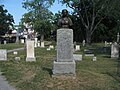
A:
[[0, 0, 72, 25]]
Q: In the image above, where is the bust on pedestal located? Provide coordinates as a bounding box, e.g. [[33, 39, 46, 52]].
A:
[[52, 9, 76, 76]]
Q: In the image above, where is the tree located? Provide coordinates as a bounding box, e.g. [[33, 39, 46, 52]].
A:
[[22, 0, 55, 41], [60, 0, 120, 44], [0, 5, 14, 35]]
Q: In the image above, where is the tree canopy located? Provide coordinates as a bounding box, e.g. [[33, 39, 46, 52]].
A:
[[21, 0, 55, 41], [59, 0, 120, 44], [0, 5, 14, 35]]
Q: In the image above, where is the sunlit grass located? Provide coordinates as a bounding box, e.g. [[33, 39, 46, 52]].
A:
[[0, 43, 120, 90]]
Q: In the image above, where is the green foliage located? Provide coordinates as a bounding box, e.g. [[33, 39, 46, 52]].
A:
[[21, 0, 55, 40], [0, 5, 14, 35], [59, 0, 120, 43]]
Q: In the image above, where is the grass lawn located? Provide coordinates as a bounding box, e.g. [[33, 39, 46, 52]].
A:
[[0, 43, 120, 90]]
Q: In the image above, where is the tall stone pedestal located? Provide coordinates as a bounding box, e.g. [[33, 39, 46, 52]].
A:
[[111, 42, 119, 58], [26, 40, 36, 61], [52, 29, 76, 75]]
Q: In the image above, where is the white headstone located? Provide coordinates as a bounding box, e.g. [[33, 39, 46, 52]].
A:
[[0, 49, 7, 60], [73, 54, 82, 61], [34, 43, 37, 48], [117, 33, 119, 42], [13, 51, 18, 55], [26, 40, 36, 61], [93, 56, 97, 61], [34, 38, 38, 44], [47, 48, 51, 51], [83, 40, 85, 46], [4, 40, 7, 44], [105, 41, 107, 46], [21, 39, 24, 43], [111, 42, 119, 58], [41, 42, 45, 48], [38, 42, 40, 47], [75, 45, 80, 51], [49, 45, 54, 49]]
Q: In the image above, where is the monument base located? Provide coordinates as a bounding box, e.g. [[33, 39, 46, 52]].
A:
[[26, 57, 36, 61], [52, 60, 76, 75]]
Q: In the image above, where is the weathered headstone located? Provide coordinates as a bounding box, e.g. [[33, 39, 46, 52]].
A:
[[52, 29, 76, 75], [26, 40, 36, 61], [84, 49, 94, 56], [73, 54, 82, 61], [75, 45, 80, 51], [13, 51, 18, 55], [34, 38, 38, 47], [0, 49, 7, 60], [21, 39, 24, 44], [105, 41, 107, 46], [111, 42, 119, 58], [82, 40, 85, 46], [15, 57, 20, 60], [49, 45, 54, 49], [47, 48, 51, 51], [41, 42, 45, 48], [117, 33, 120, 43], [38, 41, 40, 47], [93, 56, 97, 61], [4, 40, 7, 44]]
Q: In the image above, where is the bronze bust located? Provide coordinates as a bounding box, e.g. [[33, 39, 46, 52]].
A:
[[58, 9, 73, 28]]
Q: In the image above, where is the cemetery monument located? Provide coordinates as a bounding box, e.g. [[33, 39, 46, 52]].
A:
[[52, 9, 76, 76]]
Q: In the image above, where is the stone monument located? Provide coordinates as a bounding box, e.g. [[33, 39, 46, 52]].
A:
[[111, 42, 119, 58], [117, 33, 120, 43], [52, 9, 76, 76], [26, 40, 36, 61], [0, 49, 7, 61]]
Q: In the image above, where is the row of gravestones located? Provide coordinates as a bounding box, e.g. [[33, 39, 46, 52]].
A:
[[0, 37, 119, 77]]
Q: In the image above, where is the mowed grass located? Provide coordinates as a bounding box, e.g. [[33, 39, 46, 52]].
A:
[[0, 43, 120, 90]]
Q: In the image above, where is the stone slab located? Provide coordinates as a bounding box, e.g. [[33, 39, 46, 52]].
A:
[[57, 29, 73, 62], [75, 45, 80, 51], [0, 49, 7, 61], [26, 57, 36, 61], [84, 54, 94, 56], [52, 61, 76, 75], [26, 40, 36, 61], [73, 54, 82, 61], [111, 42, 119, 58]]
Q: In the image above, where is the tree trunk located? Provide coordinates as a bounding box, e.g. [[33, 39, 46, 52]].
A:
[[41, 34, 44, 42], [86, 29, 92, 45]]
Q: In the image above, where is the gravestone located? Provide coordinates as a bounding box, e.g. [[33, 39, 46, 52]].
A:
[[34, 38, 38, 47], [75, 45, 80, 51], [41, 42, 45, 48], [4, 40, 7, 44], [52, 29, 76, 75], [38, 41, 40, 47], [13, 51, 18, 55], [0, 49, 7, 60], [73, 54, 82, 61], [117, 33, 120, 43], [49, 45, 54, 49], [111, 42, 119, 58], [47, 48, 51, 51], [84, 49, 94, 56], [26, 40, 36, 61], [82, 40, 85, 46], [15, 57, 20, 60], [93, 56, 97, 61], [21, 39, 24, 44], [105, 41, 107, 46]]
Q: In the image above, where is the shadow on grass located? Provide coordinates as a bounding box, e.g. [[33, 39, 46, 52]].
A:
[[42, 67, 53, 76]]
